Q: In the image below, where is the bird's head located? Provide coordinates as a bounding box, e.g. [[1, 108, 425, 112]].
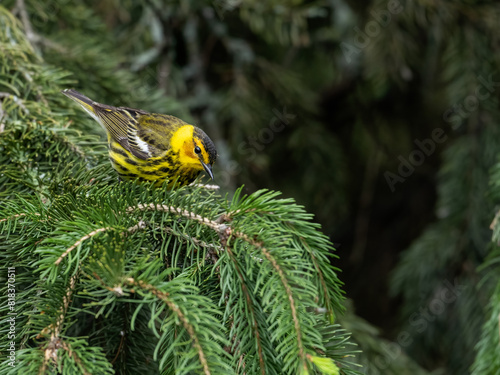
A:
[[171, 125, 217, 180]]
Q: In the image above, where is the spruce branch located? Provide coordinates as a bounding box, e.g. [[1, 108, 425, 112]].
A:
[[162, 225, 221, 252], [111, 331, 126, 365], [0, 3, 360, 372], [300, 237, 335, 323], [190, 183, 220, 190], [123, 277, 211, 375], [228, 230, 307, 372], [0, 92, 29, 114], [38, 273, 79, 373], [127, 203, 228, 233], [59, 340, 92, 375], [54, 221, 147, 265], [0, 212, 40, 223], [224, 244, 266, 375], [37, 273, 78, 340], [128, 200, 311, 373], [54, 227, 111, 265]]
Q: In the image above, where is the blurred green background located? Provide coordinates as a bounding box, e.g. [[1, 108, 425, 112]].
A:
[[3, 0, 500, 373]]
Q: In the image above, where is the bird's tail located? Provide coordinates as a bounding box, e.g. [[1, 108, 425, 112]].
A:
[[61, 89, 98, 120]]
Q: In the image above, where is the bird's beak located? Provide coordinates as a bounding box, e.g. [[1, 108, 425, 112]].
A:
[[201, 161, 214, 180]]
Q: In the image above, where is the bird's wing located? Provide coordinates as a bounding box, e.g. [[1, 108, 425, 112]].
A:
[[62, 89, 147, 159], [134, 113, 188, 154], [96, 108, 189, 159], [62, 89, 185, 159], [92, 104, 152, 159]]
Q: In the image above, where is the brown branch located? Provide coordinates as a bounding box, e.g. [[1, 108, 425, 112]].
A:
[[39, 337, 61, 375], [38, 273, 79, 373], [123, 277, 211, 375], [300, 236, 333, 321], [111, 331, 126, 365], [127, 204, 230, 236], [54, 227, 110, 265], [162, 225, 220, 252], [0, 92, 29, 114], [54, 221, 146, 266], [0, 100, 4, 133], [126, 220, 147, 234], [38, 273, 78, 339], [128, 203, 306, 371], [190, 183, 220, 190], [0, 212, 40, 223], [225, 244, 266, 375], [61, 341, 92, 375], [228, 230, 306, 371], [40, 338, 91, 375]]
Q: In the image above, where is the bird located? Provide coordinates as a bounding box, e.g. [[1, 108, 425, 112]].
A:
[[62, 89, 217, 188]]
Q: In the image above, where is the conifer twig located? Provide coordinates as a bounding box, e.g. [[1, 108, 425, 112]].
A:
[[111, 331, 126, 365], [39, 273, 79, 373], [162, 225, 221, 251], [224, 244, 266, 374], [128, 203, 307, 372], [55, 227, 111, 265], [228, 230, 306, 371], [54, 222, 146, 265], [0, 92, 28, 114], [61, 341, 91, 375], [126, 220, 147, 233], [190, 183, 220, 190], [498, 312, 500, 340], [123, 277, 211, 375], [0, 212, 39, 223], [127, 204, 229, 233], [0, 100, 4, 133], [300, 236, 333, 320]]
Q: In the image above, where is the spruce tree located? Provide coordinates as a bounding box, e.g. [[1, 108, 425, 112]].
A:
[[3, 0, 500, 374], [0, 3, 359, 374]]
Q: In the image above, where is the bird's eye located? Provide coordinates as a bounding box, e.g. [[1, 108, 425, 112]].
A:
[[194, 146, 202, 155]]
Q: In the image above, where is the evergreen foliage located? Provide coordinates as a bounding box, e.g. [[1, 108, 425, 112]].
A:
[[0, 3, 359, 374], [2, 0, 500, 374], [386, 2, 500, 374], [471, 161, 500, 375]]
